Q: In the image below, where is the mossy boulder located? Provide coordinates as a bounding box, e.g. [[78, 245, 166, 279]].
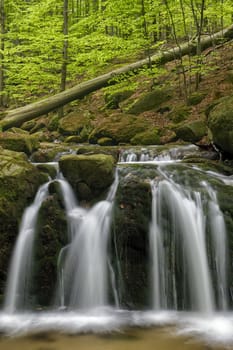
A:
[[130, 129, 161, 145], [34, 193, 68, 306], [121, 88, 172, 115], [111, 168, 152, 308], [0, 148, 47, 296], [168, 105, 190, 124], [88, 113, 149, 145], [97, 137, 115, 146], [0, 132, 39, 155], [58, 111, 93, 141], [31, 143, 72, 162], [207, 95, 233, 155], [59, 153, 116, 201], [187, 92, 207, 106], [175, 120, 207, 143], [104, 89, 134, 109]]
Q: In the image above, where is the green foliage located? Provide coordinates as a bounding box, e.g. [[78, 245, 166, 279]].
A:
[[1, 0, 233, 105]]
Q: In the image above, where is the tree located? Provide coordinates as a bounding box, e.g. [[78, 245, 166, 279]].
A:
[[0, 0, 5, 107]]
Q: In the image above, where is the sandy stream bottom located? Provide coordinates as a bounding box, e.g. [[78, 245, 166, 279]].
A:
[[0, 327, 229, 350]]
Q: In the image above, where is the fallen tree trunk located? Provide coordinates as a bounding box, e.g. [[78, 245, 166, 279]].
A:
[[1, 24, 233, 131]]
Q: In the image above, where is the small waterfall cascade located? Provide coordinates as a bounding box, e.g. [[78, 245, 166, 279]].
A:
[[119, 144, 199, 163], [4, 182, 51, 313], [57, 171, 119, 310], [149, 182, 166, 310], [150, 179, 221, 313], [203, 182, 228, 310], [149, 170, 230, 313]]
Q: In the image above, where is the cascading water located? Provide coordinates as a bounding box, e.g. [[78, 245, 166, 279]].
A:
[[150, 179, 215, 313], [4, 182, 50, 313], [58, 171, 119, 309], [1, 145, 233, 347], [204, 181, 229, 310]]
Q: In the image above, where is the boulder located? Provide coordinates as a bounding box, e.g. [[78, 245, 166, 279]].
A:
[[0, 132, 39, 155], [175, 120, 207, 143], [88, 113, 149, 145], [59, 111, 93, 142], [59, 153, 116, 201], [0, 148, 47, 297], [111, 167, 152, 308], [121, 88, 172, 115], [207, 95, 233, 155], [130, 129, 161, 145]]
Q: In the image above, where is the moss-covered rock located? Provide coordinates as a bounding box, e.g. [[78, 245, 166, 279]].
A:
[[130, 129, 161, 145], [34, 193, 68, 306], [168, 105, 191, 124], [175, 120, 207, 143], [0, 148, 47, 296], [207, 95, 233, 155], [187, 92, 207, 106], [59, 111, 93, 141], [31, 143, 72, 162], [111, 168, 152, 308], [104, 89, 134, 109], [121, 88, 172, 115], [89, 113, 149, 145], [59, 153, 116, 201], [0, 132, 39, 155], [97, 137, 115, 146]]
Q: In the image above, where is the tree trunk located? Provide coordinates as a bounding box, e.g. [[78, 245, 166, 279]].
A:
[[0, 0, 5, 107], [1, 23, 233, 131]]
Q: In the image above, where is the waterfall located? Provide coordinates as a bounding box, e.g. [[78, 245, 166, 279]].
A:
[[149, 181, 166, 310], [57, 171, 119, 310], [150, 179, 216, 313], [203, 182, 228, 310], [4, 182, 50, 313]]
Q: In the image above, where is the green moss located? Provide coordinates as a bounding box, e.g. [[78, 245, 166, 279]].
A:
[[0, 132, 39, 155], [59, 111, 93, 138], [130, 129, 161, 145], [168, 105, 190, 124], [187, 92, 207, 106], [104, 89, 134, 109], [89, 113, 149, 144], [207, 95, 233, 155], [0, 148, 47, 294], [175, 120, 207, 143], [59, 153, 116, 201], [97, 137, 115, 146], [122, 88, 172, 115]]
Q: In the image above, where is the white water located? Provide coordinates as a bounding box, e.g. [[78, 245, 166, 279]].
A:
[[57, 172, 119, 309], [150, 180, 216, 313], [4, 182, 50, 313], [149, 182, 166, 310], [1, 145, 232, 347], [203, 182, 228, 310]]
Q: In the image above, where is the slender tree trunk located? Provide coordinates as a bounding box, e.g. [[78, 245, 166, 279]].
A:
[[59, 0, 69, 117], [0, 0, 5, 107], [1, 24, 233, 130], [164, 0, 188, 101]]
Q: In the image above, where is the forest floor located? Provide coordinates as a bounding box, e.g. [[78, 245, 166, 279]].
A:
[[68, 39, 233, 141]]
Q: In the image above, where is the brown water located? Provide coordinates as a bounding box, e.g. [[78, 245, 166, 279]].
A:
[[0, 328, 230, 350]]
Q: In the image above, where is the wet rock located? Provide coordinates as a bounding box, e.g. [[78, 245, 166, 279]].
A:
[[0, 132, 39, 155], [175, 120, 207, 143], [0, 148, 47, 297], [59, 153, 116, 201], [207, 95, 233, 156], [88, 113, 149, 145]]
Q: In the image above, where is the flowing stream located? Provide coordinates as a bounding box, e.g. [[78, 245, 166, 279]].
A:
[[0, 145, 233, 348]]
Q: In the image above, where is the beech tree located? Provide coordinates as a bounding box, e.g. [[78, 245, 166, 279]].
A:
[[0, 0, 232, 108]]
